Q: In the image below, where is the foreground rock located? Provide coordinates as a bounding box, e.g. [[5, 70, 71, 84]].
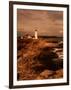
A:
[[17, 38, 63, 80]]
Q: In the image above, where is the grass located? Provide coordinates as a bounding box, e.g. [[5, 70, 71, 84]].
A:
[[17, 37, 63, 80]]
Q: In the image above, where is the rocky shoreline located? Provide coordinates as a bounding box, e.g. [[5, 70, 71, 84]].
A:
[[17, 38, 63, 80]]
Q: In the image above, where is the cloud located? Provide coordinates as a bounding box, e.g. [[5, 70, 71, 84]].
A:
[[17, 9, 63, 36]]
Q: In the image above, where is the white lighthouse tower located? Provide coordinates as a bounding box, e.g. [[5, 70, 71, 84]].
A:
[[35, 30, 38, 39]]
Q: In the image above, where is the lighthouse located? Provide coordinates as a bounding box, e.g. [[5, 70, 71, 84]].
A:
[[35, 30, 38, 39]]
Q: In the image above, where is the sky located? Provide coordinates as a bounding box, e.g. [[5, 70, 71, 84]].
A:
[[17, 9, 63, 37]]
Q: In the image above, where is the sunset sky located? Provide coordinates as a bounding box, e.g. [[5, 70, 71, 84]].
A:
[[17, 9, 63, 37]]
